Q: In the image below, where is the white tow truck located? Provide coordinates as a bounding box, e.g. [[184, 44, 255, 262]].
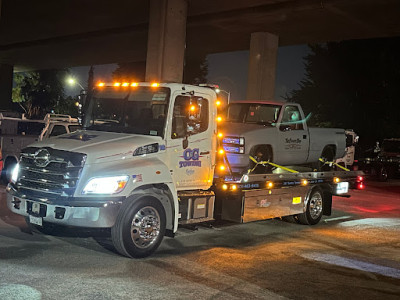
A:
[[6, 82, 364, 258]]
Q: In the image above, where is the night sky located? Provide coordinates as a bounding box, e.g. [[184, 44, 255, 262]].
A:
[[66, 45, 310, 100]]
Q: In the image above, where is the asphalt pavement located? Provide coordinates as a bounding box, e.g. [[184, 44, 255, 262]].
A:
[[0, 180, 399, 300]]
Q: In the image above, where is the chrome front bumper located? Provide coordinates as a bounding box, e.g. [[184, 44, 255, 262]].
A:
[[6, 185, 124, 228]]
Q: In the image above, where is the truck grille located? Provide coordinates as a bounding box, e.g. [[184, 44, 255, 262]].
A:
[[15, 147, 86, 202]]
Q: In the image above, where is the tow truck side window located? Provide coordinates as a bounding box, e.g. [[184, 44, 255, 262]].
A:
[[171, 96, 209, 139]]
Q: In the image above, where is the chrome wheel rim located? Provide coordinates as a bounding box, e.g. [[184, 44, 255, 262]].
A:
[[309, 192, 323, 219], [131, 206, 160, 249]]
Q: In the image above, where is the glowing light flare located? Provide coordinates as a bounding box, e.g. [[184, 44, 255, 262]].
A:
[[301, 179, 309, 186], [217, 116, 222, 123], [266, 181, 274, 189], [231, 184, 237, 191], [218, 149, 225, 155], [131, 82, 138, 87], [222, 184, 228, 190], [357, 176, 364, 182], [218, 132, 223, 138], [333, 177, 341, 183], [190, 105, 196, 112], [216, 100, 221, 106], [122, 82, 129, 87], [357, 182, 365, 190], [219, 165, 226, 172], [151, 83, 159, 87], [97, 82, 105, 87], [114, 82, 121, 87]]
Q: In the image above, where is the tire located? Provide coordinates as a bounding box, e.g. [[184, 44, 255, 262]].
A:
[[111, 196, 166, 258], [297, 188, 324, 225], [249, 146, 272, 174], [318, 147, 335, 171]]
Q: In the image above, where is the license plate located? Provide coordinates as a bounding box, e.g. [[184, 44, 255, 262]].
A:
[[29, 215, 43, 226], [336, 182, 349, 194]]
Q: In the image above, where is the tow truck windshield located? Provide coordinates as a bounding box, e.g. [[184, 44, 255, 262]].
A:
[[226, 103, 281, 126], [83, 86, 170, 137]]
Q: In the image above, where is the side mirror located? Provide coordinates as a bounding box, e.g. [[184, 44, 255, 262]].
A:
[[182, 136, 189, 149]]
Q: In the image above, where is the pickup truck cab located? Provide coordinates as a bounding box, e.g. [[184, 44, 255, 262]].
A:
[[222, 101, 346, 173]]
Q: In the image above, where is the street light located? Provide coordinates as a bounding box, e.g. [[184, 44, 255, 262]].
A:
[[67, 77, 85, 91]]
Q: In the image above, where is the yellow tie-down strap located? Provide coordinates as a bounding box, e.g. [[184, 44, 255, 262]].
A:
[[318, 158, 350, 171], [248, 156, 299, 174]]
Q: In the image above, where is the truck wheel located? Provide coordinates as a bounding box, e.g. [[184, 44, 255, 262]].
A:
[[111, 196, 166, 258], [297, 188, 323, 225], [318, 147, 335, 171], [249, 146, 272, 174]]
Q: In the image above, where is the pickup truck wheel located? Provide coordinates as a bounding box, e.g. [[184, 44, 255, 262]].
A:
[[111, 196, 166, 258], [318, 147, 335, 171], [297, 188, 323, 225], [249, 146, 272, 174]]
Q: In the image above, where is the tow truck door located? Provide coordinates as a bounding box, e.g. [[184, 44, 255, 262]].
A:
[[165, 91, 215, 190], [276, 104, 309, 164]]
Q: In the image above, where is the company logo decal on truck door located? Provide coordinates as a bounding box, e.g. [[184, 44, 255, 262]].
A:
[[179, 148, 202, 168]]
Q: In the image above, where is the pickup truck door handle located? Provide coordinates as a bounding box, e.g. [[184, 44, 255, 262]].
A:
[[303, 135, 307, 139], [200, 151, 210, 155]]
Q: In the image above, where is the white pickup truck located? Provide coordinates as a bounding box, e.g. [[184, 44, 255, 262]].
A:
[[222, 101, 346, 173], [0, 114, 81, 180]]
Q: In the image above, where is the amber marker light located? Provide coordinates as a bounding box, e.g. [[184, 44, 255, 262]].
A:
[[219, 165, 226, 172], [114, 82, 121, 87], [217, 116, 222, 122], [231, 184, 237, 191], [122, 82, 129, 87], [151, 83, 159, 87], [218, 149, 225, 155], [97, 82, 105, 87], [222, 184, 228, 190], [190, 105, 196, 112], [131, 82, 138, 87], [216, 100, 221, 106], [333, 177, 341, 183], [301, 179, 309, 186], [218, 132, 223, 138], [266, 181, 274, 189]]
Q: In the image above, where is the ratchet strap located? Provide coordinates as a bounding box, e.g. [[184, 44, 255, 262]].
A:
[[248, 156, 299, 174], [318, 158, 350, 171]]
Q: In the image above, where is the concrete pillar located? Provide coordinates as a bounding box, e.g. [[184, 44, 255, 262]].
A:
[[0, 64, 14, 110], [145, 0, 188, 83], [246, 32, 279, 100]]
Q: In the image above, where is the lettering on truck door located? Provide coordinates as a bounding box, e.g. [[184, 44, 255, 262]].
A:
[[277, 105, 309, 164], [165, 92, 213, 190]]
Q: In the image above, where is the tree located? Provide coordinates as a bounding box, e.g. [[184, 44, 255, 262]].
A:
[[12, 69, 70, 118], [287, 37, 400, 146], [112, 62, 146, 82]]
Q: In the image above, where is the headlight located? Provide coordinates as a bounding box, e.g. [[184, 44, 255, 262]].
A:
[[82, 175, 129, 194], [11, 163, 20, 184], [133, 143, 159, 156]]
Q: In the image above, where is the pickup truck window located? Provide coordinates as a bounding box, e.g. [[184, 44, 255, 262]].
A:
[[280, 105, 304, 131], [17, 121, 46, 136], [226, 103, 280, 126], [83, 87, 170, 138], [50, 125, 67, 137], [171, 96, 209, 139]]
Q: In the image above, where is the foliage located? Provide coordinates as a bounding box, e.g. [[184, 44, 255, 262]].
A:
[[12, 69, 69, 118], [287, 37, 400, 145], [112, 62, 146, 82], [184, 55, 209, 84]]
